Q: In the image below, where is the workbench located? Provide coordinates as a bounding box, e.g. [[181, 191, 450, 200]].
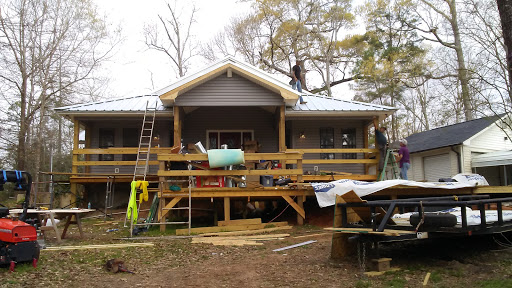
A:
[[9, 208, 94, 242]]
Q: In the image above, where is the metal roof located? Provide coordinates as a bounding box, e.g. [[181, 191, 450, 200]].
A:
[[287, 93, 395, 113], [406, 115, 503, 153], [55, 94, 166, 113], [472, 150, 512, 168]]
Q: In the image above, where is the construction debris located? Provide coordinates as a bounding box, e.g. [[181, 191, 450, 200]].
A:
[[105, 259, 134, 274], [192, 233, 290, 246], [41, 243, 154, 251], [273, 240, 317, 252], [201, 225, 293, 237], [175, 221, 289, 236]]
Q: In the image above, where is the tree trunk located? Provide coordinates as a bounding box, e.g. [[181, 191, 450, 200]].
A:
[[497, 0, 512, 92], [449, 0, 473, 121]]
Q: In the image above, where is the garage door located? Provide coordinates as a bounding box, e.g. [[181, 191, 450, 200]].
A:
[[424, 154, 451, 182]]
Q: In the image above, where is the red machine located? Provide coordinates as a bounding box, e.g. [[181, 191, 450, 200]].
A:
[[0, 170, 40, 272]]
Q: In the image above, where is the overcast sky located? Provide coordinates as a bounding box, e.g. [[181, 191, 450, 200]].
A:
[[95, 0, 251, 98], [95, 0, 354, 101]]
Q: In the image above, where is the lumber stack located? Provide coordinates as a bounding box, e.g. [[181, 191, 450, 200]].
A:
[[183, 218, 292, 246], [175, 218, 290, 236]]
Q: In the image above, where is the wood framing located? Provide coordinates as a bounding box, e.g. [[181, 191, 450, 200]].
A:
[[279, 105, 286, 152], [173, 106, 181, 147]]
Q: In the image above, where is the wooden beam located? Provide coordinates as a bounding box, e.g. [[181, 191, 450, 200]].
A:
[[173, 106, 181, 147], [287, 174, 378, 181], [330, 195, 356, 259], [159, 161, 166, 232], [287, 148, 378, 153], [175, 221, 289, 236], [75, 161, 159, 166], [159, 196, 183, 221], [282, 195, 305, 219], [158, 152, 303, 161], [297, 195, 304, 225], [224, 197, 230, 221], [279, 105, 286, 152], [364, 123, 369, 175], [218, 218, 262, 226], [73, 147, 178, 154], [158, 169, 304, 177], [161, 189, 314, 198]]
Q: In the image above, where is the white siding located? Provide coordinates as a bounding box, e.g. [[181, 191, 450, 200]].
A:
[[409, 147, 459, 181], [468, 124, 512, 151]]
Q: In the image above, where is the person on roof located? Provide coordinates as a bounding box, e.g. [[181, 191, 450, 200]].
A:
[[373, 116, 388, 176], [396, 139, 410, 180], [291, 60, 307, 104]]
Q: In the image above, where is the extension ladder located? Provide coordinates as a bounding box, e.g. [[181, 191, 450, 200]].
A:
[[125, 101, 157, 231], [379, 149, 401, 181]]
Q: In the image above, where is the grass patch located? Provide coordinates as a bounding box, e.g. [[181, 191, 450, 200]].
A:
[[476, 279, 512, 288], [385, 275, 406, 288], [430, 271, 442, 283], [355, 279, 372, 288]]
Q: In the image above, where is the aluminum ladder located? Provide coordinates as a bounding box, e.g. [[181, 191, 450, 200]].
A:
[[105, 176, 115, 220], [125, 101, 157, 232], [379, 149, 401, 181]]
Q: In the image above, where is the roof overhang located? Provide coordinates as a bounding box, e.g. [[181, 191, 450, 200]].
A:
[[55, 111, 173, 121], [159, 62, 299, 107], [285, 110, 396, 119], [472, 150, 512, 168]]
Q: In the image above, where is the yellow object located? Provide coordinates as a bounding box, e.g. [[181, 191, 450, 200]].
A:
[[126, 182, 139, 224], [40, 207, 49, 210], [135, 181, 149, 202]]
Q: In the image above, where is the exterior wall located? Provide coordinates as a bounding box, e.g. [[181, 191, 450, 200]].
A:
[[289, 118, 366, 174], [182, 106, 278, 152], [409, 147, 459, 181], [85, 117, 172, 174], [175, 73, 284, 106]]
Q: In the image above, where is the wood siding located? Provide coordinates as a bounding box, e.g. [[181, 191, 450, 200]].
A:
[[181, 106, 278, 152], [175, 73, 284, 106], [290, 119, 365, 174]]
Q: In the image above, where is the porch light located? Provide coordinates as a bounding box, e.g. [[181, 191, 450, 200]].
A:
[[300, 131, 306, 139]]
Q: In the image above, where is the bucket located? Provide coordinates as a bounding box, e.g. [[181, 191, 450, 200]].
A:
[[207, 149, 245, 168]]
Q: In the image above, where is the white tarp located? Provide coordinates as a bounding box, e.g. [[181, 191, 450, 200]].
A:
[[392, 207, 512, 226], [311, 174, 489, 208]]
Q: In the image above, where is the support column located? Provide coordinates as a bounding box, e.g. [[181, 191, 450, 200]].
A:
[[85, 125, 91, 174], [159, 161, 166, 232], [279, 105, 286, 152], [69, 119, 80, 208], [364, 122, 369, 175], [297, 196, 304, 225], [173, 106, 182, 148], [331, 195, 356, 259], [224, 197, 230, 221]]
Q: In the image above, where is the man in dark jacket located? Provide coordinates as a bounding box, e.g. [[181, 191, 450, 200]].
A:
[[373, 116, 388, 175], [291, 60, 307, 104]]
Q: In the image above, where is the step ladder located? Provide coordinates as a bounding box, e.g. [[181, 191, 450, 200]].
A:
[[124, 101, 157, 232], [157, 172, 192, 235], [379, 149, 401, 181], [104, 176, 115, 220]]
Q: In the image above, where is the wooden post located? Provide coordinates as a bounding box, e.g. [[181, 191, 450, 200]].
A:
[[173, 106, 181, 148], [297, 195, 304, 225], [224, 197, 230, 221], [279, 105, 286, 152], [364, 122, 369, 175], [330, 195, 356, 259], [69, 119, 80, 208], [159, 161, 166, 232], [85, 125, 91, 174]]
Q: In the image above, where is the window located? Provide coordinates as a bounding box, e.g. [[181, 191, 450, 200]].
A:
[[207, 131, 254, 149], [320, 127, 334, 159], [99, 128, 114, 161], [341, 128, 356, 159], [122, 128, 139, 161]]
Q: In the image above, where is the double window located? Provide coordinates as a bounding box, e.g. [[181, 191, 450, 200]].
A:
[[207, 130, 254, 149], [319, 127, 357, 159]]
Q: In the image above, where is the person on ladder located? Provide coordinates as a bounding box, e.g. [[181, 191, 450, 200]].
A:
[[373, 116, 388, 176], [396, 139, 410, 180]]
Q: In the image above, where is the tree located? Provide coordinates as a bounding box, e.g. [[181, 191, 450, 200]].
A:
[[144, 1, 197, 78], [353, 0, 430, 140], [204, 0, 357, 96], [497, 0, 512, 90], [0, 0, 118, 173]]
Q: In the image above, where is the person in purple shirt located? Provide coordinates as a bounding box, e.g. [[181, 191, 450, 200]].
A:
[[396, 139, 410, 180]]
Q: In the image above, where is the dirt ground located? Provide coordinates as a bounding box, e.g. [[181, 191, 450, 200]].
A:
[[2, 212, 512, 288]]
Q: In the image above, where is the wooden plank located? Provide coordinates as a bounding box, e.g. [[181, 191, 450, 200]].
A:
[[75, 161, 159, 166], [302, 159, 378, 164], [218, 218, 262, 226], [287, 148, 379, 153], [224, 197, 230, 221], [73, 147, 177, 154], [201, 225, 292, 236], [162, 190, 314, 197], [159, 197, 183, 221], [42, 243, 154, 251], [287, 175, 378, 181], [158, 169, 303, 177], [324, 227, 415, 236], [282, 195, 306, 219], [338, 191, 395, 225], [175, 221, 289, 236], [157, 152, 303, 161], [192, 238, 263, 246]]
